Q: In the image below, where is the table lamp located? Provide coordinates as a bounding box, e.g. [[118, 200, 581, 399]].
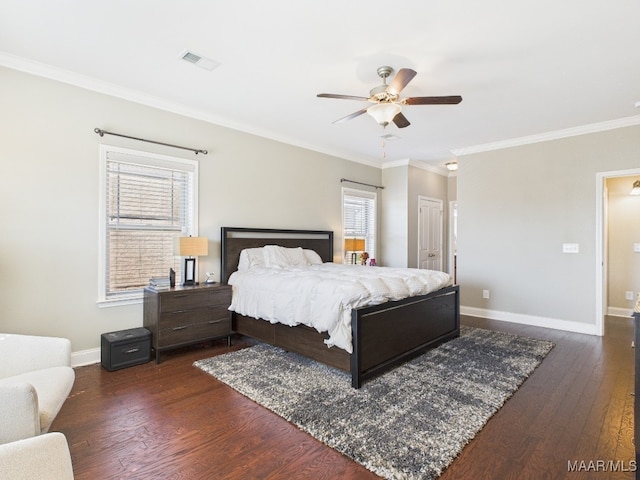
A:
[[344, 238, 365, 264], [174, 236, 208, 285]]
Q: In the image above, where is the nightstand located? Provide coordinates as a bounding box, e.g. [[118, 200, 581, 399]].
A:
[[143, 283, 232, 363]]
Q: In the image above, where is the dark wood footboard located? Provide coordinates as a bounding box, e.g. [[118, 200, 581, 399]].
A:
[[232, 284, 460, 388], [351, 284, 460, 388]]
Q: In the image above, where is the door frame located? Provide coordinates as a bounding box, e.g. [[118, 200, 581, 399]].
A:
[[417, 195, 444, 270], [448, 201, 457, 281], [596, 167, 640, 336]]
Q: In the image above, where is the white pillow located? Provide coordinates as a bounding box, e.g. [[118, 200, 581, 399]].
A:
[[303, 249, 324, 265], [263, 245, 308, 268], [238, 248, 266, 271]]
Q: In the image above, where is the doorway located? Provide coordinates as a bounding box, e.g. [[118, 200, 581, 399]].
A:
[[596, 168, 640, 336]]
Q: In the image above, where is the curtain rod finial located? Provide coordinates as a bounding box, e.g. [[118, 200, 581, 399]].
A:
[[94, 128, 104, 137]]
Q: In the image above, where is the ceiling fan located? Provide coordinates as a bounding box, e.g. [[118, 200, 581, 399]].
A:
[[317, 66, 462, 129]]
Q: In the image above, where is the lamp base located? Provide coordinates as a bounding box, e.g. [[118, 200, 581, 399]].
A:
[[183, 257, 196, 285]]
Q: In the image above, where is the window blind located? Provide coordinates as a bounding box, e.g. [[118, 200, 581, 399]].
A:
[[100, 147, 197, 302], [343, 189, 376, 263]]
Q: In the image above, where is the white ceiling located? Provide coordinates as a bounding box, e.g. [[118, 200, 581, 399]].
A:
[[1, 0, 639, 172]]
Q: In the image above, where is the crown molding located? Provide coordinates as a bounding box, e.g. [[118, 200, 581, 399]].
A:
[[5, 52, 635, 169], [0, 52, 382, 168], [382, 158, 452, 177], [453, 115, 640, 156]]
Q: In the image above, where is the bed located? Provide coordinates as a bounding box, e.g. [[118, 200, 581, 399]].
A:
[[221, 227, 460, 388]]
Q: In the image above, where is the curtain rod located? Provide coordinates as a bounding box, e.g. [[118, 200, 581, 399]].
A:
[[340, 178, 384, 189], [94, 128, 208, 155]]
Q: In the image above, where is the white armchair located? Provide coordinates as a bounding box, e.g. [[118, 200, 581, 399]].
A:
[[0, 432, 74, 480], [0, 333, 75, 444]]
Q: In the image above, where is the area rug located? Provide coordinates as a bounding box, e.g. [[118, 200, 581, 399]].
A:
[[194, 326, 553, 480]]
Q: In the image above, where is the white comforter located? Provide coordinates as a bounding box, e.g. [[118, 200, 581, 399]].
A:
[[228, 263, 452, 353]]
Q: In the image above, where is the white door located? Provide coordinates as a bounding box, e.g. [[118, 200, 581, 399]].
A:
[[418, 197, 443, 270]]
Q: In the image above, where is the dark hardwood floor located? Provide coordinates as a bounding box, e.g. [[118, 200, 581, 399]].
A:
[[52, 315, 636, 479]]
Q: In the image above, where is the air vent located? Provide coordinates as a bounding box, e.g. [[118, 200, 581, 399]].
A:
[[179, 50, 221, 71], [182, 51, 202, 64]]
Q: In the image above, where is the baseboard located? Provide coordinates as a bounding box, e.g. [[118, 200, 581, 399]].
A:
[[71, 348, 101, 368], [461, 306, 600, 336], [72, 306, 607, 366], [607, 306, 633, 318]]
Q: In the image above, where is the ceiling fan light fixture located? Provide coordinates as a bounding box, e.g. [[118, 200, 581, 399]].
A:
[[445, 161, 458, 171], [367, 103, 401, 127], [631, 179, 640, 195]]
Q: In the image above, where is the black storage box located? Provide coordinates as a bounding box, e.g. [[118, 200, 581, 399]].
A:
[[101, 327, 151, 371]]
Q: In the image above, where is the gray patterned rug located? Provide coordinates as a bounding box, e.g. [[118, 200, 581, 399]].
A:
[[194, 326, 553, 480]]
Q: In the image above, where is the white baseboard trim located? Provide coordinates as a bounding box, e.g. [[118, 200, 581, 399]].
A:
[[607, 306, 633, 318], [461, 306, 600, 336], [72, 306, 605, 366], [71, 348, 101, 368]]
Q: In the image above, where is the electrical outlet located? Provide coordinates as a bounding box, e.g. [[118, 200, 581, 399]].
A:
[[482, 289, 490, 299], [626, 291, 635, 301]]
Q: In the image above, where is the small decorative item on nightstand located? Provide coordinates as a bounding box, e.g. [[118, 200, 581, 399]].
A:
[[205, 272, 216, 284]]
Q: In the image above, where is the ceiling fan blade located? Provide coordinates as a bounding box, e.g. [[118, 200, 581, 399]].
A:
[[404, 95, 463, 105], [393, 112, 411, 129], [317, 93, 370, 101], [387, 68, 417, 95], [333, 107, 369, 124]]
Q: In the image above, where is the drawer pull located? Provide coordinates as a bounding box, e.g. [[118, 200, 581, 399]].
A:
[[172, 326, 188, 331], [208, 319, 223, 324], [123, 347, 140, 354]]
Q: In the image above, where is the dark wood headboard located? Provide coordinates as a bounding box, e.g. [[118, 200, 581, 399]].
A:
[[220, 227, 334, 284]]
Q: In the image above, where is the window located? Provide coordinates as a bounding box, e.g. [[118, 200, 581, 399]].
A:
[[342, 188, 377, 264], [98, 145, 198, 305]]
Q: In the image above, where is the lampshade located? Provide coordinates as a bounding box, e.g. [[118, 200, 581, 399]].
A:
[[344, 238, 365, 252], [631, 179, 640, 196], [174, 236, 209, 257], [367, 103, 401, 127]]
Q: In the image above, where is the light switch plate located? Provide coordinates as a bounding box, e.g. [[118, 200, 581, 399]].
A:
[[563, 243, 580, 253], [634, 243, 640, 253]]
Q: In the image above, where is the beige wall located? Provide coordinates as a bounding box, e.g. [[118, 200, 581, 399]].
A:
[[606, 176, 640, 311], [457, 125, 640, 332], [0, 67, 381, 352]]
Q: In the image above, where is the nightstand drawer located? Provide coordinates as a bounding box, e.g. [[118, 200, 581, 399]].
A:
[[160, 290, 215, 312], [159, 306, 230, 330], [158, 318, 231, 347]]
